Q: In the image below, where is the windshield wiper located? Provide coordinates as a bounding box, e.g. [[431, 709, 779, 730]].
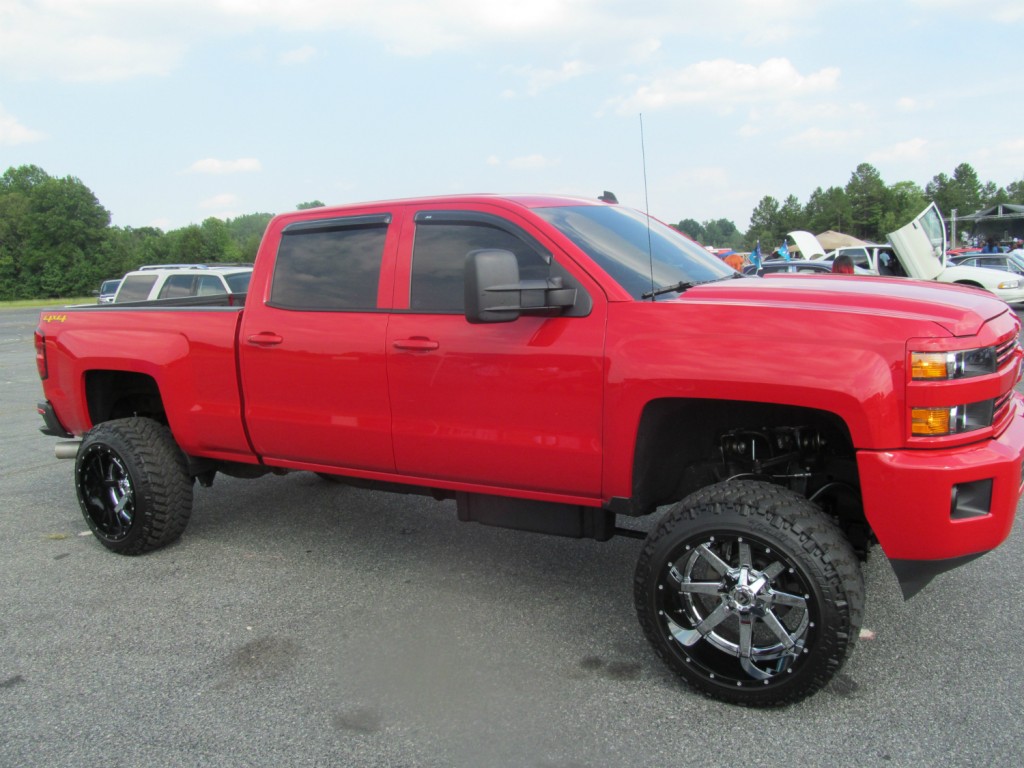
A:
[[642, 271, 743, 299]]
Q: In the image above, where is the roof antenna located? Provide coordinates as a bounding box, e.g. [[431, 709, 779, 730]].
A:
[[640, 113, 655, 300]]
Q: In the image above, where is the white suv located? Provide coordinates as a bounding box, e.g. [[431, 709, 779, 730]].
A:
[[113, 264, 253, 303]]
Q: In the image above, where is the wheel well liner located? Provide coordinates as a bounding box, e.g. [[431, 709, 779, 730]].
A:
[[630, 398, 856, 514], [85, 370, 166, 426]]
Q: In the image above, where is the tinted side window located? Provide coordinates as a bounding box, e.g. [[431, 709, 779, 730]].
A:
[[158, 274, 196, 299], [196, 275, 227, 296], [225, 272, 252, 293], [271, 222, 388, 311], [411, 222, 550, 312], [115, 275, 157, 302]]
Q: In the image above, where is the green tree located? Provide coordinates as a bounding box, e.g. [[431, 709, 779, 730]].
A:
[[297, 200, 325, 210], [925, 162, 984, 218], [777, 195, 804, 238], [675, 218, 704, 242], [226, 213, 273, 262], [1006, 176, 1024, 204], [845, 163, 889, 240], [803, 186, 852, 234], [878, 181, 927, 237], [0, 165, 111, 297], [702, 218, 743, 249], [746, 195, 782, 249]]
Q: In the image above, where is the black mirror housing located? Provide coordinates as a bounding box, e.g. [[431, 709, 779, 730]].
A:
[[464, 248, 578, 324], [465, 249, 522, 324]]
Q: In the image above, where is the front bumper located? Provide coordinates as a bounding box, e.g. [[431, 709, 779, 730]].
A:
[[858, 397, 1024, 596]]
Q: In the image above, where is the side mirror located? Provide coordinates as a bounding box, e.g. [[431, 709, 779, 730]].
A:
[[465, 249, 521, 324], [464, 249, 577, 324]]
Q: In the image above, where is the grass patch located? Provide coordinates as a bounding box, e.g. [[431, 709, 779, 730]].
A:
[[0, 297, 94, 309]]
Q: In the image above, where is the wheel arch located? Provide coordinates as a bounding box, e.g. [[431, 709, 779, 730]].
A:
[[85, 370, 167, 427], [628, 398, 860, 515], [951, 280, 985, 290]]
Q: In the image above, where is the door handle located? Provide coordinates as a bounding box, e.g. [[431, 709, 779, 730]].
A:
[[246, 332, 284, 347], [393, 337, 440, 351]]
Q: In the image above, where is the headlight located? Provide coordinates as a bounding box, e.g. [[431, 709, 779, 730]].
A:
[[911, 401, 995, 436], [997, 280, 1020, 290], [910, 347, 997, 380]]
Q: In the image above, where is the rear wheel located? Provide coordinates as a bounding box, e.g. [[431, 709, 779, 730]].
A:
[[634, 479, 863, 706], [75, 417, 193, 555]]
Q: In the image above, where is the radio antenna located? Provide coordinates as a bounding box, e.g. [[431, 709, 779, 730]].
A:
[[640, 113, 655, 300]]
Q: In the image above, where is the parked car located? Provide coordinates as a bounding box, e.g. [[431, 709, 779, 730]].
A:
[[802, 205, 1024, 305], [113, 264, 253, 303], [742, 259, 834, 275], [95, 278, 121, 304], [948, 252, 1024, 277], [814, 246, 895, 275]]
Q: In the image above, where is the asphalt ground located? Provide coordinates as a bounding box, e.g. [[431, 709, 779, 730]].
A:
[[1, 305, 1023, 768]]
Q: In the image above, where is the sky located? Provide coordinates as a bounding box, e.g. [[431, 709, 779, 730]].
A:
[[1, 0, 1022, 233]]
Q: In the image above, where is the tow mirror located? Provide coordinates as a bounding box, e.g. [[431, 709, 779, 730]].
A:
[[464, 249, 577, 324]]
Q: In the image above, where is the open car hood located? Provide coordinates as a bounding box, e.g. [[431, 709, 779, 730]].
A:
[[787, 230, 826, 260], [887, 202, 947, 281]]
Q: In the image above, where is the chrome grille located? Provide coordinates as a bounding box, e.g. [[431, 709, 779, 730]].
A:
[[996, 337, 1018, 369]]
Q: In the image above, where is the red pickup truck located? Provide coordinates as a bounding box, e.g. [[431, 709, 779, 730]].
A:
[[35, 193, 1024, 706]]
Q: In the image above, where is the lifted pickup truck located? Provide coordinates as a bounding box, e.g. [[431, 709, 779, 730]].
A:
[[35, 193, 1024, 706]]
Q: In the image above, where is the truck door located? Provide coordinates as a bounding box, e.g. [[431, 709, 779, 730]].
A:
[[239, 213, 398, 472], [386, 209, 605, 498]]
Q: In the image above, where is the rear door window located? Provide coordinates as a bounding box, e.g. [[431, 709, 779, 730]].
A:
[[270, 215, 390, 311], [196, 275, 227, 296], [115, 274, 158, 302], [157, 274, 196, 299]]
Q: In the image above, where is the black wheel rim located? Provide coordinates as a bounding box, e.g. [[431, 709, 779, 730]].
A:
[[78, 445, 135, 541], [654, 531, 818, 689]]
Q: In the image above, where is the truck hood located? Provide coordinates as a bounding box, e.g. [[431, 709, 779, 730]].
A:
[[682, 273, 1006, 337], [887, 202, 947, 280]]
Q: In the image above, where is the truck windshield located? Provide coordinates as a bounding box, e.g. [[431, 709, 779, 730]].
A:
[[534, 204, 735, 299]]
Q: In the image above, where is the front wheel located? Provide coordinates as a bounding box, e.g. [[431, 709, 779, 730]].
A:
[[634, 480, 863, 706], [75, 417, 194, 555]]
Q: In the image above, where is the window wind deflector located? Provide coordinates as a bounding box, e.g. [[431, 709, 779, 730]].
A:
[[414, 210, 551, 262], [282, 214, 391, 235]]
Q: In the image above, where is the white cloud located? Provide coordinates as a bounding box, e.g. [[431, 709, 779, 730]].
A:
[[867, 138, 930, 164], [185, 158, 262, 174], [487, 154, 557, 170], [896, 97, 933, 113], [611, 58, 840, 114], [279, 45, 316, 65], [0, 105, 44, 145], [0, 1, 185, 81], [504, 60, 587, 97], [909, 0, 1024, 23], [784, 127, 864, 150], [201, 193, 238, 208], [0, 0, 841, 83]]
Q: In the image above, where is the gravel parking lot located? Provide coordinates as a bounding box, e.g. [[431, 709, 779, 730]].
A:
[[2, 305, 1023, 768]]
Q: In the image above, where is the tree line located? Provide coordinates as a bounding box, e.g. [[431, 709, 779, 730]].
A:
[[2, 161, 1022, 299], [677, 162, 1024, 250], [0, 165, 327, 300]]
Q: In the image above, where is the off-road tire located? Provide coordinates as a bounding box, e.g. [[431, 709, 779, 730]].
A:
[[634, 479, 864, 706], [75, 417, 193, 555]]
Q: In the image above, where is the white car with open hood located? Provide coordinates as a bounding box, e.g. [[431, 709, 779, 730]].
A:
[[802, 204, 1024, 305]]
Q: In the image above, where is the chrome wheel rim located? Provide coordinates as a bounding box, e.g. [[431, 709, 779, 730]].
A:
[[78, 445, 135, 540], [655, 533, 815, 687]]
